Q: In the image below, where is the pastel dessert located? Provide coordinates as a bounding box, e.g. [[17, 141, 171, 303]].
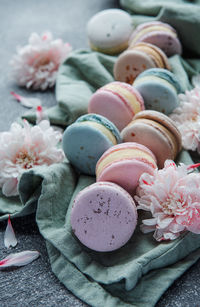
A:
[[62, 114, 121, 175], [71, 182, 137, 252], [87, 9, 133, 55], [121, 110, 182, 168], [114, 42, 170, 84], [133, 68, 181, 115], [96, 142, 157, 195], [88, 81, 145, 131], [129, 21, 182, 57]]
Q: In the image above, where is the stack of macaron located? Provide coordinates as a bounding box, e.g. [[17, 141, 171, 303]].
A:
[[66, 12, 184, 252], [69, 141, 157, 252], [63, 113, 159, 252]]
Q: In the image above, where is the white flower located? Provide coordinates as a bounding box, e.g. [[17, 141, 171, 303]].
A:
[[10, 32, 72, 90], [0, 120, 65, 197], [170, 86, 200, 153]]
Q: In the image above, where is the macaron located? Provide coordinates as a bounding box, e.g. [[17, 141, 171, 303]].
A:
[[88, 81, 145, 131], [133, 68, 181, 115], [96, 142, 157, 195], [87, 9, 133, 55], [62, 114, 121, 175], [71, 181, 137, 252], [121, 110, 182, 168], [114, 42, 170, 84], [129, 21, 182, 56]]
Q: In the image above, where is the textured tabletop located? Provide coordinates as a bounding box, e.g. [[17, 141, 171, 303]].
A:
[[0, 1, 200, 306]]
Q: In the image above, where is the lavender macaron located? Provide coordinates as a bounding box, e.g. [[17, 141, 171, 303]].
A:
[[71, 182, 137, 252], [129, 21, 182, 56]]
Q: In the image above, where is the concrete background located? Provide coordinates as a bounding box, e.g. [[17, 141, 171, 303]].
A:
[[0, 0, 200, 306]]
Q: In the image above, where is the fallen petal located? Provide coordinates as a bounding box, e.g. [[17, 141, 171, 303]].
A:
[[36, 105, 48, 124], [4, 215, 17, 248], [11, 91, 41, 108], [187, 163, 200, 172], [0, 251, 40, 269]]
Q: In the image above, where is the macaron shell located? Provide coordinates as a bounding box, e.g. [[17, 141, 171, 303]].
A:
[[114, 49, 157, 84], [136, 68, 181, 93], [121, 120, 176, 168], [136, 31, 182, 57], [131, 21, 177, 35], [129, 21, 182, 56], [97, 159, 156, 195], [71, 182, 137, 252], [62, 123, 115, 175], [88, 90, 134, 131], [77, 113, 121, 144], [87, 9, 133, 55], [134, 77, 179, 114]]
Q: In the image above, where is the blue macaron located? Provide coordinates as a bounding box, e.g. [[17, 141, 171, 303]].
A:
[[62, 114, 121, 175], [133, 68, 181, 115]]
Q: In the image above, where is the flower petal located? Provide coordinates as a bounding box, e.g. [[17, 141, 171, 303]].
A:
[[10, 91, 41, 108], [0, 251, 40, 269], [2, 178, 18, 197], [140, 224, 155, 233], [4, 215, 17, 248]]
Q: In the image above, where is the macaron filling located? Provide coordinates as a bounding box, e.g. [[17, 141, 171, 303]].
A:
[[77, 114, 121, 143], [79, 121, 117, 145], [132, 44, 166, 68], [103, 83, 143, 115], [96, 147, 157, 178]]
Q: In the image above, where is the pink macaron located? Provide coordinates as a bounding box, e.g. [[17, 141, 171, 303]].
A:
[[96, 142, 157, 195], [88, 81, 145, 131], [71, 181, 137, 252], [121, 110, 182, 168], [129, 21, 182, 56], [113, 42, 170, 84]]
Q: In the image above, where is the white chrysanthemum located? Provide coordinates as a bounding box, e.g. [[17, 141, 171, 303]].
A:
[[10, 32, 72, 90], [0, 120, 65, 197], [170, 86, 200, 153]]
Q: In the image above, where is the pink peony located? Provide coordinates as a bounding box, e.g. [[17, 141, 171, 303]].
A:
[[170, 86, 200, 154], [135, 160, 200, 241], [10, 32, 72, 90], [0, 120, 65, 197]]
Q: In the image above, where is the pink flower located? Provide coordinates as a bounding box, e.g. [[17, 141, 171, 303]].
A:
[[170, 86, 200, 154], [0, 120, 65, 197], [10, 32, 72, 90], [135, 160, 200, 241]]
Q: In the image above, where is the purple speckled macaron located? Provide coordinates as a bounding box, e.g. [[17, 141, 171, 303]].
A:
[[71, 182, 137, 252]]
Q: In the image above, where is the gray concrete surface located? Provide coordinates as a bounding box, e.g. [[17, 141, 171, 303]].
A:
[[0, 1, 200, 306]]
